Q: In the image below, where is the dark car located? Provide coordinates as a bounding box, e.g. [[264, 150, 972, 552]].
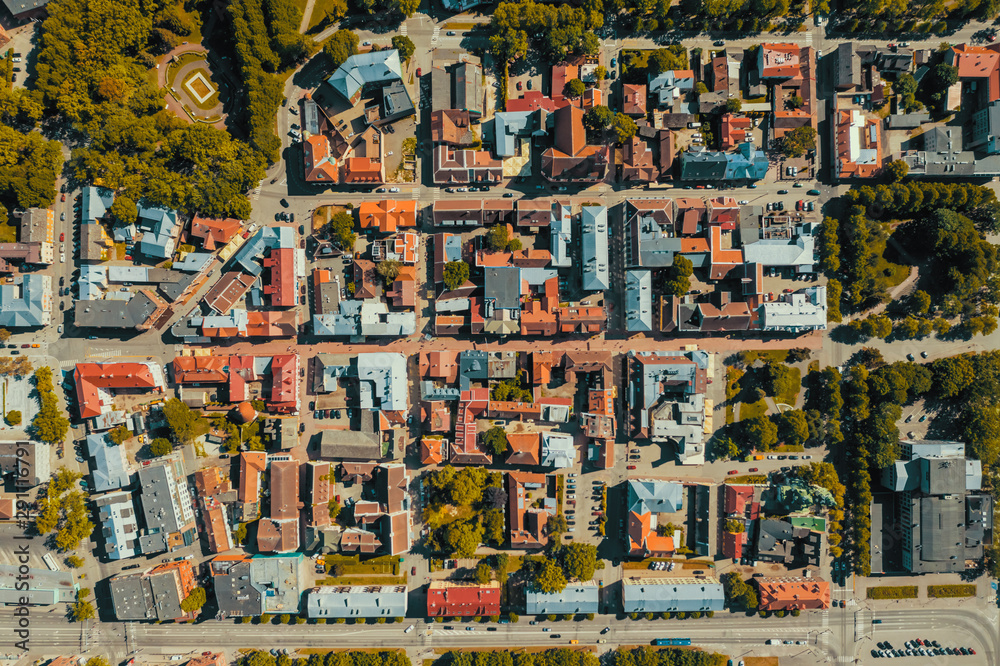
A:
[[503, 192, 514, 198], [279, 199, 289, 208]]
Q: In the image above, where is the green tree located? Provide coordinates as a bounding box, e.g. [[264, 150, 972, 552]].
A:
[[162, 398, 209, 446], [778, 410, 809, 447], [391, 35, 415, 61], [694, 81, 709, 94], [328, 498, 342, 521], [564, 79, 586, 98], [482, 426, 508, 456], [65, 555, 84, 568], [885, 159, 909, 182], [560, 542, 597, 581], [325, 30, 359, 69], [31, 392, 69, 444], [743, 415, 778, 451], [5, 410, 20, 426], [443, 260, 470, 291], [109, 195, 137, 226], [613, 112, 638, 143], [376, 259, 401, 284], [594, 65, 607, 81], [107, 424, 132, 445], [180, 587, 207, 613], [583, 105, 614, 131], [663, 255, 693, 296], [486, 225, 511, 252], [546, 513, 568, 536], [725, 98, 742, 113], [475, 561, 492, 584], [329, 210, 357, 251], [71, 591, 96, 622], [534, 560, 567, 594], [149, 437, 173, 457], [777, 126, 816, 157]]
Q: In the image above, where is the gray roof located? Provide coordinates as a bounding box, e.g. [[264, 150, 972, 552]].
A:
[[382, 80, 415, 118], [317, 420, 382, 461], [757, 287, 827, 332], [357, 353, 407, 411], [580, 206, 609, 291], [454, 61, 483, 115], [174, 252, 214, 273], [525, 582, 599, 615], [742, 236, 815, 269], [94, 490, 140, 560], [136, 463, 195, 554], [549, 203, 573, 267], [251, 555, 306, 614], [81, 186, 114, 224], [0, 274, 50, 327], [625, 269, 653, 332], [312, 301, 417, 338], [110, 573, 154, 620], [328, 50, 403, 102], [494, 111, 534, 158], [136, 204, 179, 260], [74, 291, 160, 329], [303, 98, 322, 135], [87, 434, 131, 492], [0, 565, 74, 605], [459, 349, 488, 391], [622, 577, 725, 613], [1, 0, 50, 17], [0, 441, 48, 487], [306, 585, 408, 618], [628, 478, 684, 514], [484, 266, 521, 310], [230, 227, 295, 275], [541, 432, 575, 468]]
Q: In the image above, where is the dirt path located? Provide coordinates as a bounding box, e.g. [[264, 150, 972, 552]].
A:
[[857, 265, 919, 319], [299, 0, 317, 34]]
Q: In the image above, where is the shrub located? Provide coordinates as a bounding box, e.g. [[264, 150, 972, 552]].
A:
[[927, 584, 976, 598], [866, 586, 918, 600]]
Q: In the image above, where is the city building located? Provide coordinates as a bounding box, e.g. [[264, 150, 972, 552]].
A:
[[305, 585, 408, 619], [0, 274, 51, 328], [109, 561, 197, 622], [580, 205, 609, 292], [755, 577, 830, 611], [328, 50, 405, 105], [625, 478, 683, 557], [86, 433, 131, 492], [541, 104, 611, 183], [74, 362, 166, 419], [426, 581, 501, 617], [210, 554, 305, 618], [136, 460, 197, 554], [622, 577, 725, 613], [507, 471, 549, 549], [94, 490, 141, 560], [875, 440, 993, 574], [525, 582, 600, 615]]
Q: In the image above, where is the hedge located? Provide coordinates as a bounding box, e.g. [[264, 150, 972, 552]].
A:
[[866, 586, 918, 600], [927, 584, 976, 598]]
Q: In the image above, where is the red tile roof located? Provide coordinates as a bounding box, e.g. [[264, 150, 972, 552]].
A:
[[720, 114, 753, 150], [506, 432, 541, 466], [268, 354, 299, 413], [421, 437, 445, 464], [190, 216, 242, 251], [623, 84, 647, 116], [263, 248, 296, 307], [760, 43, 803, 79], [725, 485, 754, 515], [949, 43, 1000, 102], [173, 356, 227, 384], [358, 200, 417, 233], [507, 471, 548, 548], [427, 581, 501, 617], [757, 578, 831, 611], [304, 135, 340, 182], [74, 362, 162, 419]]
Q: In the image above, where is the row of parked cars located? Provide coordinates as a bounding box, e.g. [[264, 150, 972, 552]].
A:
[[873, 639, 975, 658]]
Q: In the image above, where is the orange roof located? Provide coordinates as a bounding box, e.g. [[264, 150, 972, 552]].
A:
[[303, 135, 339, 182], [757, 578, 831, 611], [421, 437, 445, 465], [506, 432, 541, 466], [419, 350, 460, 383], [720, 114, 753, 150], [388, 272, 416, 308], [263, 247, 296, 307], [342, 157, 384, 183], [708, 225, 742, 280], [244, 310, 298, 338], [628, 509, 674, 556], [358, 200, 417, 233], [950, 44, 1000, 101], [190, 216, 242, 251], [173, 356, 228, 384], [760, 43, 803, 79], [588, 388, 614, 417], [680, 237, 709, 253], [203, 503, 232, 553], [238, 452, 267, 504]]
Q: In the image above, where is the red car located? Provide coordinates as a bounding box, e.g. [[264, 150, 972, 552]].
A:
[[749, 467, 759, 472], [416, 67, 422, 77], [60, 193, 66, 202], [727, 470, 738, 475], [517, 81, 523, 90], [59, 232, 64, 242], [411, 566, 416, 575], [20, 344, 29, 348], [627, 465, 637, 470]]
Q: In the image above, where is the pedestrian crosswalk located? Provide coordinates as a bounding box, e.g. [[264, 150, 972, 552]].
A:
[[400, 22, 408, 36], [251, 178, 264, 201], [431, 26, 440, 45]]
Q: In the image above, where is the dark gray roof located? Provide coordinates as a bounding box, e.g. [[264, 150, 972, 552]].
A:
[[110, 574, 152, 620], [525, 583, 599, 614], [74, 292, 160, 329], [459, 349, 488, 391], [484, 266, 521, 310], [317, 414, 382, 461], [210, 557, 263, 617]]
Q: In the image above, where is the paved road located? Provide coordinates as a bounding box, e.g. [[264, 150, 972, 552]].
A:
[[4, 605, 997, 665]]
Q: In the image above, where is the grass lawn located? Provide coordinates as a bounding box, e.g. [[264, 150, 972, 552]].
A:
[[739, 399, 768, 421], [324, 554, 400, 575], [319, 574, 408, 586], [724, 474, 768, 484], [0, 221, 15, 243], [180, 68, 221, 111], [878, 257, 911, 288], [307, 0, 339, 32]]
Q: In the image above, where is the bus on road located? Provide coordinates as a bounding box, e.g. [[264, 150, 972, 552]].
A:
[[653, 639, 691, 646]]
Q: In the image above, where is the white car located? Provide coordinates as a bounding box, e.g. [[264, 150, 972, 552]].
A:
[[389, 187, 400, 192], [738, 200, 748, 205], [60, 253, 65, 263], [404, 625, 414, 634], [362, 41, 372, 46]]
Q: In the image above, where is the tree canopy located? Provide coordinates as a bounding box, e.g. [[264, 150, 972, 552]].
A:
[[443, 260, 470, 291], [162, 398, 209, 446]]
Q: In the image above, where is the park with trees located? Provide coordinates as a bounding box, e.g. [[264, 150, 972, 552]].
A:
[[424, 465, 506, 557]]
